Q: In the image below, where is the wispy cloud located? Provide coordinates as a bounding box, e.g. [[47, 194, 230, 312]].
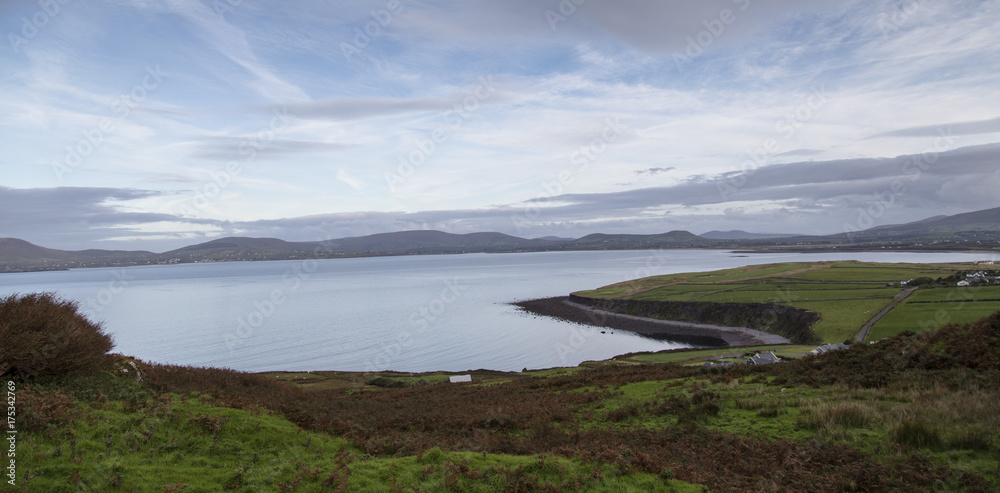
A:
[[869, 116, 1000, 139], [190, 137, 353, 161], [7, 143, 997, 250], [634, 167, 675, 176], [0, 1, 997, 249]]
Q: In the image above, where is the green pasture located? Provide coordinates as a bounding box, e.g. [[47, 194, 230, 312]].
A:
[[576, 262, 819, 298], [869, 301, 1000, 341], [907, 285, 1000, 303], [788, 262, 969, 282], [696, 288, 898, 303], [625, 284, 739, 301], [789, 299, 892, 343], [622, 345, 816, 364], [578, 260, 992, 344]]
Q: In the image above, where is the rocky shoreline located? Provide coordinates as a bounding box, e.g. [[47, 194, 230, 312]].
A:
[[513, 297, 791, 347]]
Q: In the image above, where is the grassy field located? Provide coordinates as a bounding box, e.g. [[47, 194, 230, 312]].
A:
[[869, 300, 1000, 340], [907, 285, 1000, 302], [619, 345, 817, 364], [16, 371, 708, 492], [575, 260, 996, 344]]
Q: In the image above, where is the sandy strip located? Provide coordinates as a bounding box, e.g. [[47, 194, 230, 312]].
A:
[[513, 297, 791, 347]]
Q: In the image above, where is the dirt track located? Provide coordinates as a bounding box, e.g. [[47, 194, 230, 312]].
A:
[[513, 297, 791, 348]]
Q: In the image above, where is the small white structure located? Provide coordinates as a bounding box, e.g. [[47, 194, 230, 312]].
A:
[[957, 280, 971, 287], [809, 343, 848, 356], [449, 374, 472, 383]]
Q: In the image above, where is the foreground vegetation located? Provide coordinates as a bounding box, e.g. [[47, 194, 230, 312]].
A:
[[4, 291, 999, 491], [575, 260, 997, 343]]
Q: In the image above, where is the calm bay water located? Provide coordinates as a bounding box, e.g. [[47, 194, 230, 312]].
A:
[[0, 249, 985, 372]]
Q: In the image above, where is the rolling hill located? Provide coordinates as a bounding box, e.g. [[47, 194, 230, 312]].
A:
[[699, 230, 800, 240], [861, 206, 1000, 236], [3, 206, 999, 272]]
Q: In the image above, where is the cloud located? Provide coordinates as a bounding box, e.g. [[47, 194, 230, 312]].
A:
[[544, 143, 1000, 212], [0, 187, 219, 250], [281, 97, 453, 121], [634, 167, 675, 176], [158, 0, 310, 102], [557, 0, 848, 53], [775, 149, 825, 158], [868, 116, 1000, 139], [395, 0, 852, 55], [196, 142, 1000, 242], [279, 89, 508, 122], [190, 137, 353, 161], [3, 0, 998, 252], [4, 142, 999, 250]]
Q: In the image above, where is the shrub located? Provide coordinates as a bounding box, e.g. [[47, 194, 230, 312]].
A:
[[366, 377, 408, 388], [607, 404, 640, 423], [947, 430, 993, 451], [757, 405, 785, 418], [892, 419, 942, 450], [797, 402, 876, 431], [0, 292, 114, 378], [18, 386, 77, 431]]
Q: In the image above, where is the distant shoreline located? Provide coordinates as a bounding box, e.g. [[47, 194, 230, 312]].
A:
[[513, 296, 791, 348]]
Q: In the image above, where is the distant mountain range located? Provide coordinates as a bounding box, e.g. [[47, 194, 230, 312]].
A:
[[699, 231, 800, 240], [852, 207, 1000, 236], [3, 207, 999, 272]]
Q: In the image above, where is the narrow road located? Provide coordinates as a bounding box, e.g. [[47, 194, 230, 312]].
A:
[[856, 287, 918, 342]]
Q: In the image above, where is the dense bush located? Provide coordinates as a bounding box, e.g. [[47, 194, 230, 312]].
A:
[[0, 292, 114, 378], [909, 277, 936, 287]]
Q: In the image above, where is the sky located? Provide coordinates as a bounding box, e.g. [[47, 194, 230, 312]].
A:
[[1, 0, 999, 252]]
